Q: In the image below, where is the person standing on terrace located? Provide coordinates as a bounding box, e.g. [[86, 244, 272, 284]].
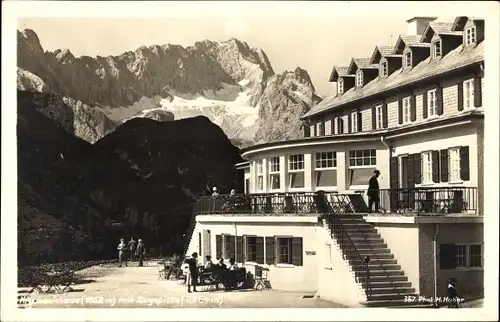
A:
[[212, 186, 219, 197], [367, 170, 381, 213]]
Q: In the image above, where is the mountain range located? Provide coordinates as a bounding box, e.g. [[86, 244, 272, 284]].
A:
[[17, 29, 322, 147]]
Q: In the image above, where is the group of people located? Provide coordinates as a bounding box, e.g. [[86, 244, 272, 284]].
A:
[[117, 237, 146, 267], [210, 186, 237, 197], [184, 252, 239, 293]]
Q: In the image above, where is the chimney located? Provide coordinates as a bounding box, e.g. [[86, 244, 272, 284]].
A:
[[406, 17, 438, 35]]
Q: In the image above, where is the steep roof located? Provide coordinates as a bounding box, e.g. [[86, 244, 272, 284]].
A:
[[370, 45, 402, 64], [393, 34, 430, 54], [303, 42, 483, 118], [452, 16, 484, 31], [346, 58, 378, 74], [328, 66, 350, 82], [420, 22, 462, 42]]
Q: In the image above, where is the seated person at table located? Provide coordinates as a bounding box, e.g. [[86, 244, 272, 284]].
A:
[[228, 258, 239, 271], [204, 255, 214, 271], [217, 257, 227, 269]]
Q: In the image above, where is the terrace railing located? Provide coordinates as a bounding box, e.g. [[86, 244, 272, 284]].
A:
[[196, 192, 359, 215], [376, 187, 478, 215]]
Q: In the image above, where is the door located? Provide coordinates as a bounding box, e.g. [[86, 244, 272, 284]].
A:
[[401, 156, 415, 210]]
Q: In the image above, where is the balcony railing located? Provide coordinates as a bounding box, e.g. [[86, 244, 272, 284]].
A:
[[375, 187, 478, 215], [196, 192, 359, 215]]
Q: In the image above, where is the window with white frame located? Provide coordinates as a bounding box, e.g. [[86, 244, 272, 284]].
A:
[[338, 79, 344, 94], [402, 96, 411, 124], [449, 147, 461, 182], [380, 61, 388, 77], [314, 152, 337, 187], [257, 160, 264, 191], [348, 149, 377, 186], [463, 79, 475, 109], [404, 51, 412, 68], [433, 40, 442, 58], [375, 104, 384, 129], [427, 89, 437, 117], [288, 154, 305, 189], [351, 111, 358, 133], [356, 71, 363, 87], [269, 157, 280, 190], [277, 237, 292, 264], [421, 151, 433, 183], [464, 26, 476, 46]]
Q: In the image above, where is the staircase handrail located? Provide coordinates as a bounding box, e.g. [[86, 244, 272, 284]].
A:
[[183, 200, 200, 256], [324, 196, 372, 299]]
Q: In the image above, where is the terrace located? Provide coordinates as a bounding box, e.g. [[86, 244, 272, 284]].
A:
[[195, 187, 479, 216]]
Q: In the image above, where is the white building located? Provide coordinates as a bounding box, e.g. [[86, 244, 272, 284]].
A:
[[185, 16, 484, 307]]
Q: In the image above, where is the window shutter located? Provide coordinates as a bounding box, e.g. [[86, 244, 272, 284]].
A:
[[347, 113, 352, 133], [423, 92, 428, 119], [440, 149, 449, 182], [291, 237, 303, 266], [311, 124, 316, 137], [265, 236, 275, 265], [457, 82, 464, 111], [436, 85, 444, 115], [357, 110, 362, 132], [460, 146, 470, 181], [474, 76, 482, 107], [407, 154, 415, 187], [236, 236, 244, 263], [371, 106, 376, 130], [202, 230, 210, 259], [413, 153, 422, 185], [439, 244, 458, 269], [382, 102, 388, 128], [432, 150, 440, 183], [338, 117, 344, 134], [410, 94, 417, 121], [256, 237, 264, 264], [398, 99, 403, 124], [332, 117, 337, 134], [216, 235, 223, 259], [304, 123, 311, 137]]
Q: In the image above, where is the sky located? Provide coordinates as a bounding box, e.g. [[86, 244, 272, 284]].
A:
[[19, 16, 409, 97]]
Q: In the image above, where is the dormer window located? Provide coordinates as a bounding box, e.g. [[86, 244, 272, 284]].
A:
[[356, 71, 363, 87], [338, 79, 344, 94], [403, 52, 412, 68], [433, 40, 442, 58], [380, 61, 388, 77], [465, 26, 476, 46]]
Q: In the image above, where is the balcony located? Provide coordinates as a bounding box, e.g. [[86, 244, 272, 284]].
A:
[[195, 187, 479, 216], [376, 187, 479, 216]]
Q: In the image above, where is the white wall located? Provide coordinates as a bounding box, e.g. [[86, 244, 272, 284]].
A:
[[190, 216, 321, 292], [316, 220, 366, 306]]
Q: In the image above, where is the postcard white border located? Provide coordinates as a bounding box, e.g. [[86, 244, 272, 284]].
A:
[[2, 1, 499, 321]]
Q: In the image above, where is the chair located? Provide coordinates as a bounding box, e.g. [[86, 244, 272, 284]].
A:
[[450, 190, 465, 213], [157, 261, 167, 280], [254, 266, 271, 291]]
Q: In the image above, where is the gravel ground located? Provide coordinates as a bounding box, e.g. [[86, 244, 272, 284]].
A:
[[19, 261, 346, 308]]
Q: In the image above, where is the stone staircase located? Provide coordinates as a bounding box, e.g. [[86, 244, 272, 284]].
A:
[[326, 213, 424, 307]]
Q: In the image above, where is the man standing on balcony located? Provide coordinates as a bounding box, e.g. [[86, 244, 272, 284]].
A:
[[368, 170, 381, 213]]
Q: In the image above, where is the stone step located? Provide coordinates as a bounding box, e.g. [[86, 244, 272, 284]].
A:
[[368, 281, 412, 288], [335, 214, 365, 219], [368, 286, 416, 295], [340, 223, 374, 229], [356, 248, 391, 254], [349, 236, 383, 241], [349, 258, 398, 265], [355, 269, 404, 277], [358, 275, 408, 283], [346, 232, 381, 238], [352, 263, 402, 271], [350, 241, 387, 248]]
